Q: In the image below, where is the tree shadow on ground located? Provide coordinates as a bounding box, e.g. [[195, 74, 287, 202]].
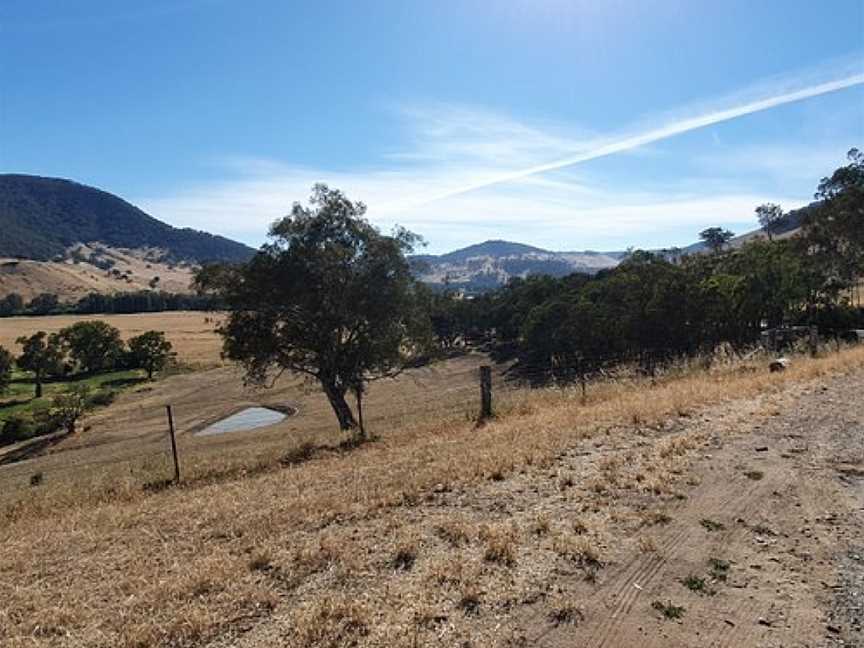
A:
[[0, 398, 33, 411], [0, 431, 68, 466], [102, 376, 147, 389]]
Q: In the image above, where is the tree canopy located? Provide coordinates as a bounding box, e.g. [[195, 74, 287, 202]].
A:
[[16, 331, 64, 397], [57, 321, 124, 374], [756, 203, 784, 241], [803, 148, 864, 296], [699, 227, 735, 254], [128, 331, 175, 380]]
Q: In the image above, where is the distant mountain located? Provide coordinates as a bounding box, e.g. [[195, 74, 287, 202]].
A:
[[0, 174, 254, 263], [412, 240, 626, 293], [413, 203, 817, 293]]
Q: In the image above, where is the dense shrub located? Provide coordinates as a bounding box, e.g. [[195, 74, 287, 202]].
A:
[[88, 389, 116, 407], [0, 415, 36, 444]]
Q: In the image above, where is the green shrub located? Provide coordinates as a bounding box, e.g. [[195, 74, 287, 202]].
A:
[[88, 389, 116, 407], [1, 415, 36, 443], [30, 404, 60, 436]]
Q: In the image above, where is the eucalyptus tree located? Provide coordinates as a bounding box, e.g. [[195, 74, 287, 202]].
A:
[[195, 184, 433, 439]]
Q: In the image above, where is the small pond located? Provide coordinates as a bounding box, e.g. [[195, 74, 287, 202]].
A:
[[195, 407, 289, 437]]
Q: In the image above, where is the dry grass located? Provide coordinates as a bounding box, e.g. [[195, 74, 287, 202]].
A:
[[0, 244, 195, 302], [480, 522, 519, 566], [0, 345, 862, 647], [0, 352, 487, 510], [0, 310, 223, 366]]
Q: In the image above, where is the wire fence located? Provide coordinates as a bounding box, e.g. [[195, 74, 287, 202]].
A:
[[0, 366, 494, 500]]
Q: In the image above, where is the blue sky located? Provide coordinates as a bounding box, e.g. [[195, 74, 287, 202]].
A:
[[2, 0, 863, 253]]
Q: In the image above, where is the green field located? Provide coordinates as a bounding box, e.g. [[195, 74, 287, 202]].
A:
[[0, 368, 146, 423]]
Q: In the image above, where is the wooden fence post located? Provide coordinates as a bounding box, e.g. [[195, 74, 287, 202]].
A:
[[166, 405, 181, 483], [479, 365, 492, 422], [577, 357, 587, 404], [809, 325, 819, 357]]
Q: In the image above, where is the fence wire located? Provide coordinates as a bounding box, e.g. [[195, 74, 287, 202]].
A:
[[0, 339, 844, 502]]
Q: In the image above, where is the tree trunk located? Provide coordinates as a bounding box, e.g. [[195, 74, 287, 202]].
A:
[[355, 387, 365, 440], [321, 381, 358, 432], [147, 366, 154, 381], [35, 372, 42, 398]]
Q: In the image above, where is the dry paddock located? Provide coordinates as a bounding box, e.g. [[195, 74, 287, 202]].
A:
[[1, 343, 863, 647], [0, 311, 223, 367], [0, 351, 491, 505]]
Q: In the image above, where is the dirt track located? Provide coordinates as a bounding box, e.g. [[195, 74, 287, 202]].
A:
[[525, 372, 864, 647]]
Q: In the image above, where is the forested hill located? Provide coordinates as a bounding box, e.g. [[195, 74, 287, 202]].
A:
[[0, 174, 254, 262]]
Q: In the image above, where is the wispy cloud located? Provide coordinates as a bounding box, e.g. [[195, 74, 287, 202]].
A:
[[406, 72, 864, 206], [139, 64, 861, 253]]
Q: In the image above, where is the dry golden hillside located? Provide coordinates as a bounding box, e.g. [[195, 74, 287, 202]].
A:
[[0, 244, 195, 302]]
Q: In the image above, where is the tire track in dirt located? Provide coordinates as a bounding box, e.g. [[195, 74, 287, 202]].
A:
[[538, 375, 859, 648], [588, 526, 690, 648]]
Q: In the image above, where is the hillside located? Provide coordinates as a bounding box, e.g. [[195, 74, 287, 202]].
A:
[[0, 244, 195, 302], [0, 174, 254, 263], [679, 203, 811, 255], [412, 240, 626, 292]]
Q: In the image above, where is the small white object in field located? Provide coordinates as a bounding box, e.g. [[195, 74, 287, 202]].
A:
[[769, 358, 790, 373]]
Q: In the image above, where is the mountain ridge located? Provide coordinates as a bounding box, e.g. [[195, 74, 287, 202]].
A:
[[0, 174, 254, 263]]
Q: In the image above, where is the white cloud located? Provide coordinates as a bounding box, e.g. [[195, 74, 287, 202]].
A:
[[139, 158, 806, 253], [138, 64, 861, 253], [413, 71, 863, 205]]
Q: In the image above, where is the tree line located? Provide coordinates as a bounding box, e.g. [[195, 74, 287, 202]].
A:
[[426, 149, 864, 377], [0, 290, 220, 318]]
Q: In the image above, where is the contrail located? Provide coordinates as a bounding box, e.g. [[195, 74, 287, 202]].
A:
[[421, 73, 864, 204]]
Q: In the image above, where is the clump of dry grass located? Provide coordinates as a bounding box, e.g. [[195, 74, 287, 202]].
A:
[[458, 586, 483, 616], [639, 509, 672, 526], [552, 531, 604, 568], [291, 534, 353, 581], [433, 516, 474, 547], [480, 522, 519, 567], [547, 596, 585, 626], [425, 554, 473, 588], [530, 512, 551, 537], [637, 535, 658, 553], [391, 537, 419, 571], [291, 595, 370, 646]]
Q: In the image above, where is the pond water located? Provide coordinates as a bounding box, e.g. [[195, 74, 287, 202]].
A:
[[195, 407, 287, 437]]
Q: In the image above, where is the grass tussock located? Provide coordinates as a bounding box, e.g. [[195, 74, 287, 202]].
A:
[[552, 530, 605, 568], [547, 597, 585, 626], [291, 595, 370, 646], [480, 522, 519, 567]]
